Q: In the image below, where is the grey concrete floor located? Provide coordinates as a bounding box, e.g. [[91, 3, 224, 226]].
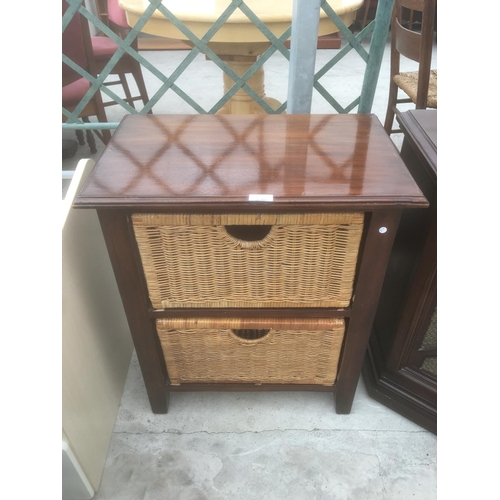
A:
[[65, 35, 438, 499], [95, 353, 436, 500]]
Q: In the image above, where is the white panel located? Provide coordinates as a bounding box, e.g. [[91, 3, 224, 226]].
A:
[[62, 441, 94, 500], [62, 159, 134, 491]]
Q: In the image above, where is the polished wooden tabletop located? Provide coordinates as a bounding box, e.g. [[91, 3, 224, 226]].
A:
[[75, 114, 428, 210], [397, 109, 437, 178]]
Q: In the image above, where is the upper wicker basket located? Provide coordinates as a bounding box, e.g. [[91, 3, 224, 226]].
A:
[[132, 212, 364, 309]]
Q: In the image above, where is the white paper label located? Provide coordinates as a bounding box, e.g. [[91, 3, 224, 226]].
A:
[[248, 194, 274, 202]]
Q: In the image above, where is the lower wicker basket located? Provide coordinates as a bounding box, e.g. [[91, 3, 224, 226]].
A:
[[156, 318, 345, 386]]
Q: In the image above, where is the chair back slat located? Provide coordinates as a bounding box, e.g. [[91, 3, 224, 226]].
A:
[[394, 17, 421, 62], [398, 0, 425, 11]]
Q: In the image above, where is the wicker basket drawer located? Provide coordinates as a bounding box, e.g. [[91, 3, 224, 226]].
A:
[[133, 212, 364, 309], [157, 318, 345, 386]]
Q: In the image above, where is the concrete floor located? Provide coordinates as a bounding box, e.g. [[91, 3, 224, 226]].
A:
[[64, 35, 438, 499], [95, 353, 436, 500]]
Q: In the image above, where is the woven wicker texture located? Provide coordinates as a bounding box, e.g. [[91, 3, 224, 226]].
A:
[[156, 318, 345, 385], [132, 213, 364, 309], [393, 69, 437, 108]]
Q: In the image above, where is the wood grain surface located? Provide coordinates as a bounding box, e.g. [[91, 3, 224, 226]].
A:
[[75, 114, 427, 210]]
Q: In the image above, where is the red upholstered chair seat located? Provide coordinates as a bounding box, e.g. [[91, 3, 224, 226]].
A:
[[91, 36, 120, 60], [62, 78, 91, 108]]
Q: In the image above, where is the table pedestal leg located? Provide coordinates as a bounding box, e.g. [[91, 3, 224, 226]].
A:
[[217, 57, 284, 114]]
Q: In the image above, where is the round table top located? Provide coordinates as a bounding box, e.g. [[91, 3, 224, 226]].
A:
[[119, 0, 364, 43]]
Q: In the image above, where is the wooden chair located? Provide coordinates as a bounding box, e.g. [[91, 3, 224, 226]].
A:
[[92, 0, 150, 111], [360, 0, 377, 31], [383, 0, 437, 135], [63, 0, 111, 153], [360, 0, 419, 31]]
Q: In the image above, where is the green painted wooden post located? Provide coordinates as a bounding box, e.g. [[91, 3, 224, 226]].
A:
[[312, 0, 394, 114], [358, 0, 394, 113]]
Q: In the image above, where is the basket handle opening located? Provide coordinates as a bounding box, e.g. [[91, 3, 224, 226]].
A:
[[231, 329, 271, 342], [224, 225, 273, 242]]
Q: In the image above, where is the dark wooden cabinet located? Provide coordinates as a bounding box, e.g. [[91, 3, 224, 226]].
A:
[[363, 109, 437, 434], [74, 113, 427, 415]]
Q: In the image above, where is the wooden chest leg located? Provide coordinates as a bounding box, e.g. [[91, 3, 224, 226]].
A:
[[98, 210, 170, 414], [335, 210, 402, 414]]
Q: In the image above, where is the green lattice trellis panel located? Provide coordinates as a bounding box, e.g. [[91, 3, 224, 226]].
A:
[[63, 0, 393, 133]]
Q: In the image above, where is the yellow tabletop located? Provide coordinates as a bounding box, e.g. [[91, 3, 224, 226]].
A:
[[119, 0, 364, 46], [118, 0, 364, 113]]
